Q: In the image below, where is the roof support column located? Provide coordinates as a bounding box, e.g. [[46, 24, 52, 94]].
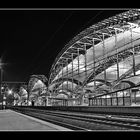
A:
[[102, 34, 107, 85], [115, 29, 120, 81], [71, 53, 74, 95], [54, 67, 61, 94], [92, 38, 96, 94], [66, 59, 69, 93], [77, 48, 80, 78], [77, 48, 80, 89], [54, 84, 56, 96], [130, 26, 136, 76], [62, 63, 64, 92], [84, 44, 88, 79]]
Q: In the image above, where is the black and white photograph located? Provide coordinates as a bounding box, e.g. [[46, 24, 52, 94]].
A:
[[0, 8, 140, 132]]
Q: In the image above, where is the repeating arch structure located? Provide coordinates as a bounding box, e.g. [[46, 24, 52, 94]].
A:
[[48, 9, 140, 102], [28, 75, 48, 103]]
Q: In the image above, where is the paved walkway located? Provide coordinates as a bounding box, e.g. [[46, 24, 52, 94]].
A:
[[0, 109, 72, 131]]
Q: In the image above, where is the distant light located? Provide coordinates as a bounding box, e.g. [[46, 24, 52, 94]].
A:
[[0, 59, 2, 69], [8, 90, 13, 95]]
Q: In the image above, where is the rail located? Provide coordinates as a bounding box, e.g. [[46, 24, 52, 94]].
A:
[[7, 106, 140, 130]]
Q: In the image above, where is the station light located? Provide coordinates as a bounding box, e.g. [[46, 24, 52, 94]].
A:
[[8, 89, 13, 95]]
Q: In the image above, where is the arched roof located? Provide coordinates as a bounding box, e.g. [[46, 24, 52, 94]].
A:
[[28, 75, 48, 100], [28, 75, 48, 92], [48, 9, 140, 97]]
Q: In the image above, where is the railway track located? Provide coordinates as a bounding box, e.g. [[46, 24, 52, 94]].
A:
[[11, 107, 140, 131]]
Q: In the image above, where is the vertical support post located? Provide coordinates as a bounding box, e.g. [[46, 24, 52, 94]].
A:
[[115, 29, 120, 81], [84, 44, 87, 103], [130, 26, 136, 76], [134, 91, 137, 105], [105, 96, 107, 106], [46, 95, 48, 106], [92, 38, 96, 94], [100, 97, 102, 106], [129, 89, 131, 106], [110, 94, 112, 106], [101, 97, 103, 106], [77, 48, 80, 79], [54, 66, 57, 95], [63, 99, 64, 106], [123, 91, 125, 106], [88, 98, 90, 106], [57, 66, 61, 94], [66, 59, 69, 93], [116, 92, 118, 106], [71, 53, 74, 95], [54, 68, 58, 95], [84, 44, 87, 79], [62, 63, 64, 93], [77, 48, 80, 103], [102, 34, 107, 86], [96, 98, 98, 106]]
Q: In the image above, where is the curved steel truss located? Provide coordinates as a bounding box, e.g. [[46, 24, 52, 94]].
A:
[[48, 9, 140, 99], [28, 75, 48, 99]]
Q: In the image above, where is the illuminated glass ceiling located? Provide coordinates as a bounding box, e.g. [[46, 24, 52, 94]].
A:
[[48, 10, 140, 96]]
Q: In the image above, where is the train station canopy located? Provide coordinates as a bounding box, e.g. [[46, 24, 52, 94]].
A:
[[48, 9, 140, 98], [28, 75, 48, 100]]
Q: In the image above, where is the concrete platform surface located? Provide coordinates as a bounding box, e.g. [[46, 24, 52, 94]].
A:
[[0, 109, 72, 131]]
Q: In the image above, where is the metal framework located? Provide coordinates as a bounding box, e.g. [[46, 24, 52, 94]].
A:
[[48, 9, 140, 106], [27, 75, 48, 105]]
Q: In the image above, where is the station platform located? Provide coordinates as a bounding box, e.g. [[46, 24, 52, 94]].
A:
[[0, 109, 71, 131]]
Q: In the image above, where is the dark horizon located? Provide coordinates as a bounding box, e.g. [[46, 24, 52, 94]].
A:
[[0, 9, 126, 82]]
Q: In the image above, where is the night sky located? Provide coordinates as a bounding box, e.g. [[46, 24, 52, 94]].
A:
[[0, 9, 127, 82]]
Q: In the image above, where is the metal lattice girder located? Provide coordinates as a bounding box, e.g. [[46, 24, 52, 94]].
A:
[[28, 77, 39, 92], [28, 75, 48, 93], [52, 54, 79, 80], [113, 80, 136, 89], [50, 21, 139, 84], [71, 42, 85, 49], [113, 62, 140, 86], [49, 10, 138, 76], [49, 9, 140, 92], [77, 43, 140, 91], [79, 37, 93, 45], [50, 47, 87, 83], [54, 88, 75, 96], [67, 48, 78, 53], [87, 79, 112, 87], [30, 75, 48, 83], [52, 41, 140, 92], [87, 33, 102, 40], [52, 77, 82, 86]]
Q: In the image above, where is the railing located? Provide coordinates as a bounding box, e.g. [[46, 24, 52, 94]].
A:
[[89, 85, 140, 106], [48, 97, 87, 106]]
